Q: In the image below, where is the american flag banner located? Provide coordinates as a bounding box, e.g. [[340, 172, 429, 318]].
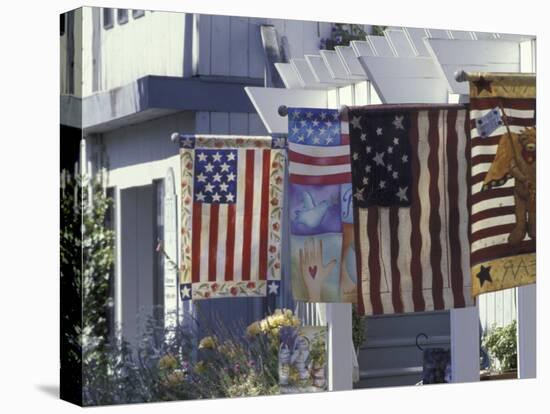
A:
[[287, 108, 357, 303], [349, 105, 474, 315], [467, 73, 536, 297], [179, 135, 286, 300]]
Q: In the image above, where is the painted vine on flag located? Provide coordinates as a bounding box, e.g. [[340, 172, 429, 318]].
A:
[[179, 135, 286, 300], [348, 105, 473, 315], [467, 73, 536, 297], [287, 108, 357, 303]]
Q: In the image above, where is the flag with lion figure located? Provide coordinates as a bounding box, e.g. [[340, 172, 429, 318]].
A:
[[467, 72, 536, 297]]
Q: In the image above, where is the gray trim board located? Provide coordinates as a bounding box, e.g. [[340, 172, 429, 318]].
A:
[[61, 75, 265, 133]]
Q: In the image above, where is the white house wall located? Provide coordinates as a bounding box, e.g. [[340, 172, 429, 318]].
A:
[[95, 9, 187, 94], [197, 15, 340, 78]]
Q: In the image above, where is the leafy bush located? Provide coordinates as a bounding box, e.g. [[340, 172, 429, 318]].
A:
[[482, 320, 517, 372]]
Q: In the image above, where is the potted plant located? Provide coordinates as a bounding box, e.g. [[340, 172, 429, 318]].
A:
[[481, 320, 518, 380]]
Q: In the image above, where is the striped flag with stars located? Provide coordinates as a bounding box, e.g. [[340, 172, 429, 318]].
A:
[[178, 135, 285, 301], [467, 73, 536, 297], [348, 105, 474, 315]]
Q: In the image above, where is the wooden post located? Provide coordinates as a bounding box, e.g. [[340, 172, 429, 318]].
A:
[[516, 284, 536, 378], [516, 38, 537, 380], [325, 303, 353, 391], [450, 305, 480, 383], [163, 168, 179, 338]]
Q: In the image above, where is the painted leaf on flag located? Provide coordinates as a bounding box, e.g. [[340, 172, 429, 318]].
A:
[[349, 105, 474, 316], [467, 73, 536, 297], [179, 135, 285, 300], [288, 108, 357, 303]]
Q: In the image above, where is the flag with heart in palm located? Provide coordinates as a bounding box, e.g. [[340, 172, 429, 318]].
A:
[[287, 107, 357, 303]]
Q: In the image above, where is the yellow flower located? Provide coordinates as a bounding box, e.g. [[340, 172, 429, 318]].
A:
[[193, 360, 207, 374], [291, 316, 301, 327], [158, 354, 178, 370], [273, 308, 283, 316], [198, 336, 217, 350], [246, 321, 262, 337], [166, 370, 185, 386], [260, 320, 269, 332], [284, 308, 293, 318]]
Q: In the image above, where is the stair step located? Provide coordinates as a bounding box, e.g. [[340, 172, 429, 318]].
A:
[[362, 310, 450, 340]]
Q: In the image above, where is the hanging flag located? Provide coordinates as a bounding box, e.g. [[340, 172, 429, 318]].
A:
[[287, 108, 357, 303], [349, 105, 474, 315], [467, 72, 536, 297], [178, 135, 286, 300]]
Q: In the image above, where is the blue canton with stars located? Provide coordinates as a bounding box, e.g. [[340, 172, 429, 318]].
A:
[[288, 108, 341, 146], [193, 149, 238, 204], [348, 110, 412, 207]]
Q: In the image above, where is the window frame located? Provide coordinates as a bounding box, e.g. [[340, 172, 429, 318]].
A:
[[103, 8, 114, 30], [132, 9, 145, 19], [117, 9, 129, 25]]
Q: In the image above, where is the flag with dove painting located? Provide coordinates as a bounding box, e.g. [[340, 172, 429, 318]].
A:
[[287, 108, 357, 303], [178, 135, 285, 300], [348, 105, 474, 315]]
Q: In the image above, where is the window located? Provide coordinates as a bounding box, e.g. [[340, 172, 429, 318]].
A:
[[60, 13, 65, 36], [117, 9, 128, 25], [132, 9, 145, 19], [103, 8, 114, 30]]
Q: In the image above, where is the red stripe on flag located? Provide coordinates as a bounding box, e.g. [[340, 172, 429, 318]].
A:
[[208, 203, 219, 282], [354, 206, 365, 315], [409, 112, 426, 312], [288, 150, 351, 166], [258, 150, 270, 280], [389, 207, 404, 313], [367, 207, 384, 315], [224, 203, 236, 281], [191, 202, 202, 283], [241, 150, 255, 281], [471, 97, 536, 110], [290, 172, 352, 185], [340, 134, 350, 145], [471, 240, 535, 265], [471, 206, 516, 223], [428, 110, 445, 310], [446, 109, 466, 308]]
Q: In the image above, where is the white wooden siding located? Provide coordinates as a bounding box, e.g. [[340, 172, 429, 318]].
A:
[[97, 9, 186, 93]]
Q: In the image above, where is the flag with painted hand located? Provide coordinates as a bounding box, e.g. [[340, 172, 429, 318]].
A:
[[467, 73, 536, 297], [287, 108, 357, 303], [178, 135, 286, 300], [348, 105, 474, 315]]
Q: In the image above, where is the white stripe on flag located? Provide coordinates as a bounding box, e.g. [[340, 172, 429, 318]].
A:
[[470, 124, 527, 139], [455, 110, 472, 290], [288, 161, 351, 175], [438, 110, 451, 291], [233, 149, 247, 281], [199, 203, 211, 281], [472, 214, 517, 234], [472, 178, 514, 194], [378, 209, 394, 313], [249, 150, 263, 280], [472, 162, 494, 177], [289, 142, 350, 157], [471, 144, 499, 157], [471, 233, 532, 253], [416, 112, 434, 307], [216, 203, 228, 282], [396, 207, 414, 313], [471, 195, 515, 216], [469, 108, 534, 119]]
